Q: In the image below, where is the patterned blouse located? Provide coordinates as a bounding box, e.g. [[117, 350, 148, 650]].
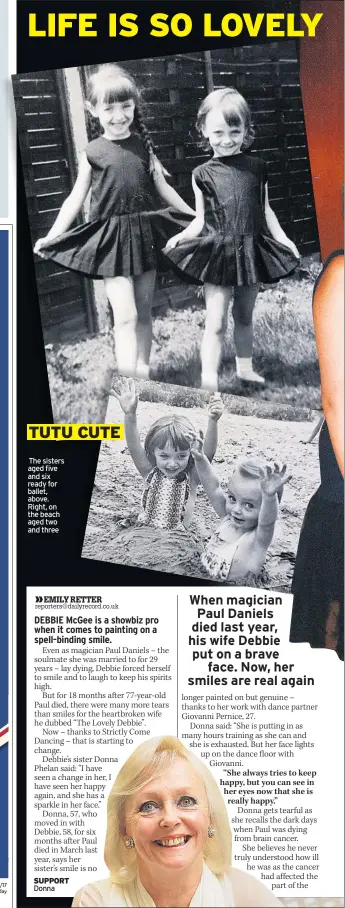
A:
[[139, 468, 190, 530]]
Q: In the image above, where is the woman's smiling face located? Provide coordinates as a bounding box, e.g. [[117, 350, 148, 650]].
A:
[[123, 758, 209, 873]]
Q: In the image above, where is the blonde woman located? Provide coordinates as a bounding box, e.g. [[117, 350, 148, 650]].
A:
[[72, 736, 281, 907]]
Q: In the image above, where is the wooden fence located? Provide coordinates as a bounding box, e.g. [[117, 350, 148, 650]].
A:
[[13, 69, 96, 342]]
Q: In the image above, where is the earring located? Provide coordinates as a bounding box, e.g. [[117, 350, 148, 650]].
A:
[[125, 836, 135, 849], [208, 827, 215, 838]]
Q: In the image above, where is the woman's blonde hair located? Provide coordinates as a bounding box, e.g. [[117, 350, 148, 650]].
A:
[[104, 736, 232, 884]]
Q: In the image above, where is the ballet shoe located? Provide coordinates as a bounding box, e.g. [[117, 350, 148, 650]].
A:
[[237, 369, 265, 385]]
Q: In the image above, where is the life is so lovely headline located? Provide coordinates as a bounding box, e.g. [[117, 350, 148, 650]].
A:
[[28, 11, 324, 39]]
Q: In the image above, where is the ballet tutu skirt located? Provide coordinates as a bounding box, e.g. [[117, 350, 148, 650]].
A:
[[164, 153, 299, 286], [38, 134, 192, 279]]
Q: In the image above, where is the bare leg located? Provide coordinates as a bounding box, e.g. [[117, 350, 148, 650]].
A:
[[301, 414, 325, 444], [133, 270, 156, 379], [104, 276, 137, 376], [232, 284, 264, 384], [232, 284, 259, 356], [201, 283, 232, 390]]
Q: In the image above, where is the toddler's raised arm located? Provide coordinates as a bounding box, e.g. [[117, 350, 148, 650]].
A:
[[256, 463, 291, 549], [191, 438, 227, 517], [110, 378, 151, 479], [202, 393, 224, 464]]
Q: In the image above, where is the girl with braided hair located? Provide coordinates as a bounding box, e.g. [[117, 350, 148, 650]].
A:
[[34, 64, 194, 379], [164, 88, 300, 389]]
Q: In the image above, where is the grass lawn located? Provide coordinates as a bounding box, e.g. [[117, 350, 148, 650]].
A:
[[46, 263, 321, 423]]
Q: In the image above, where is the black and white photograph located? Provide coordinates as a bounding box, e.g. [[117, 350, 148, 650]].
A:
[[82, 376, 322, 593], [13, 43, 322, 423]]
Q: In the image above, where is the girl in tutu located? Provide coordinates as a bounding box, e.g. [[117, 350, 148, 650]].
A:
[[165, 88, 300, 390], [110, 378, 223, 574], [190, 436, 291, 583], [34, 64, 194, 380]]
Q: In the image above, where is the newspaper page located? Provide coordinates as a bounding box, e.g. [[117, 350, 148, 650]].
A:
[[10, 2, 344, 908]]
